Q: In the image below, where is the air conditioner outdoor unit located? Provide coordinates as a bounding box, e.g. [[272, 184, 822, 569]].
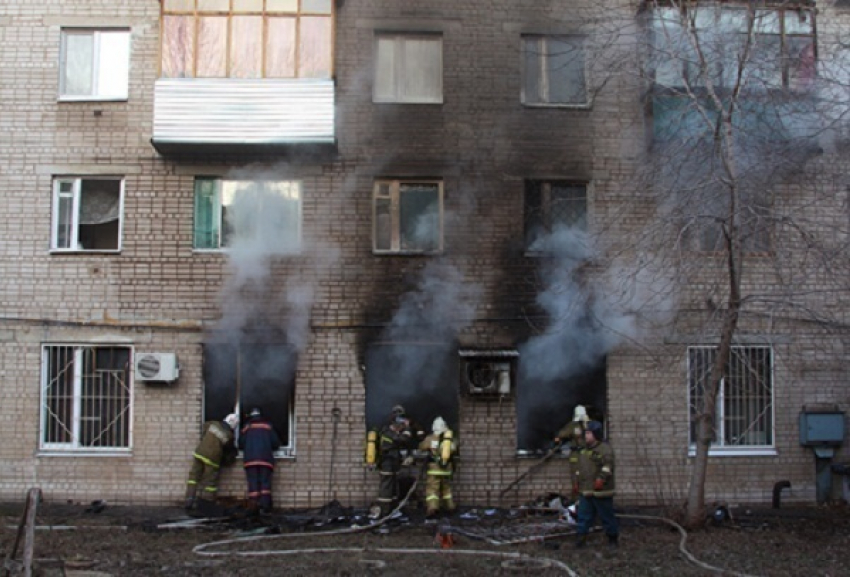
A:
[[134, 352, 180, 383], [464, 360, 511, 396]]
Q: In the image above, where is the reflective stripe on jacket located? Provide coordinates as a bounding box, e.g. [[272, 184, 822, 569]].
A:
[[575, 440, 616, 498], [193, 420, 234, 466]]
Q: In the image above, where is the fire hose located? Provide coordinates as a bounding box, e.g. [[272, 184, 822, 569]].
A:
[[499, 444, 563, 499]]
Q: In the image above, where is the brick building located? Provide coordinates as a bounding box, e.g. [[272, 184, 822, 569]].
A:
[[1, 0, 848, 509]]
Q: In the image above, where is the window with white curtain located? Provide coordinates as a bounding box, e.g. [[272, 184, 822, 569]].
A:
[[51, 178, 124, 252], [59, 29, 130, 100], [374, 33, 443, 103]]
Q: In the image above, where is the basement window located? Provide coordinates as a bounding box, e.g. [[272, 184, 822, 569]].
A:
[[160, 0, 333, 79], [688, 345, 775, 456], [522, 35, 588, 107], [40, 345, 132, 454], [524, 180, 587, 251], [373, 32, 443, 104], [193, 178, 302, 251], [59, 28, 130, 100], [51, 177, 123, 252], [373, 179, 443, 254], [202, 343, 296, 457]]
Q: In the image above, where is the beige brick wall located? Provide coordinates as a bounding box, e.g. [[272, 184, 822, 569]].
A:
[[1, 0, 848, 510]]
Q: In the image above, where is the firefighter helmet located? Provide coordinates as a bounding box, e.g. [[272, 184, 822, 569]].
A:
[[224, 413, 239, 429], [432, 416, 448, 435], [573, 405, 589, 423], [586, 420, 604, 441], [249, 407, 262, 418], [391, 404, 406, 417]]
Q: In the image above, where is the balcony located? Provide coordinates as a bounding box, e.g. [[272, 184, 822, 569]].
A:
[[151, 78, 336, 158]]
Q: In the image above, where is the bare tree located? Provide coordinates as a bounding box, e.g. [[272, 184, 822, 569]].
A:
[[524, 0, 850, 529]]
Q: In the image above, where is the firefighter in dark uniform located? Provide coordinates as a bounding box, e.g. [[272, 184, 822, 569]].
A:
[[185, 413, 238, 511], [375, 406, 414, 517], [574, 420, 619, 549], [239, 407, 282, 515]]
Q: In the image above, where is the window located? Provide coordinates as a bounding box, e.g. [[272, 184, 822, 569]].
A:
[[373, 179, 443, 254], [688, 346, 774, 453], [52, 178, 124, 252], [521, 35, 588, 106], [59, 29, 130, 100], [203, 343, 296, 456], [652, 6, 815, 91], [41, 345, 132, 452], [160, 0, 333, 79], [374, 33, 443, 103], [193, 178, 302, 251], [684, 189, 772, 254], [524, 180, 587, 249]]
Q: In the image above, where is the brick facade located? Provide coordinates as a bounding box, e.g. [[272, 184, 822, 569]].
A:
[[1, 0, 848, 509]]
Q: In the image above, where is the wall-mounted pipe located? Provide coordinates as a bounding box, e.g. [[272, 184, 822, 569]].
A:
[[772, 480, 791, 509]]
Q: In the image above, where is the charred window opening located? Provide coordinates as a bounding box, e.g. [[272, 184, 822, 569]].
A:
[[524, 180, 588, 251], [364, 343, 458, 432], [516, 358, 606, 453], [203, 343, 296, 455], [52, 178, 123, 252]]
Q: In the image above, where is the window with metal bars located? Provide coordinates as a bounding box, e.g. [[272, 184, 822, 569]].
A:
[[41, 345, 132, 452], [688, 345, 774, 451], [524, 180, 587, 251]]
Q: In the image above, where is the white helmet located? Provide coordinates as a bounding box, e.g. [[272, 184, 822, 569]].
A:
[[224, 413, 239, 429], [573, 405, 589, 423], [432, 416, 448, 435]]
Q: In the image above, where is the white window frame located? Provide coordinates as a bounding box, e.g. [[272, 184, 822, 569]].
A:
[[51, 177, 125, 253], [521, 34, 590, 108], [687, 345, 776, 457], [59, 28, 131, 101], [39, 344, 134, 456], [192, 178, 303, 252], [373, 32, 444, 104], [372, 179, 444, 254]]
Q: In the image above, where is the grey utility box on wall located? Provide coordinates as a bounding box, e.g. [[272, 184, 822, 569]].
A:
[[799, 409, 845, 447]]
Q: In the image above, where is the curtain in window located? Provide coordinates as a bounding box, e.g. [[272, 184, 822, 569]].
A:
[[79, 180, 120, 225], [64, 34, 94, 95], [194, 179, 220, 249], [162, 15, 195, 78]]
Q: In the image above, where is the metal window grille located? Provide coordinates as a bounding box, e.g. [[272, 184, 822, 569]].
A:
[[42, 345, 132, 450], [688, 346, 773, 447]]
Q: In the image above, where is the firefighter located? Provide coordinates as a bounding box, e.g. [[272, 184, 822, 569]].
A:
[[419, 416, 458, 518], [553, 404, 590, 495], [185, 413, 238, 511], [574, 420, 619, 549], [239, 407, 282, 515], [372, 408, 414, 517]]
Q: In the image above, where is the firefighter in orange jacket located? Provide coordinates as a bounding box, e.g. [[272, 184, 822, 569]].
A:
[[419, 416, 458, 518], [239, 407, 282, 515], [185, 413, 238, 511]]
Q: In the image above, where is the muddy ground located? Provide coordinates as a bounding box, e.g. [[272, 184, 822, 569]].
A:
[[1, 499, 848, 576]]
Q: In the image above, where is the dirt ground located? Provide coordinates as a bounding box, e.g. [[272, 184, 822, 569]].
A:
[[1, 499, 848, 577]]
